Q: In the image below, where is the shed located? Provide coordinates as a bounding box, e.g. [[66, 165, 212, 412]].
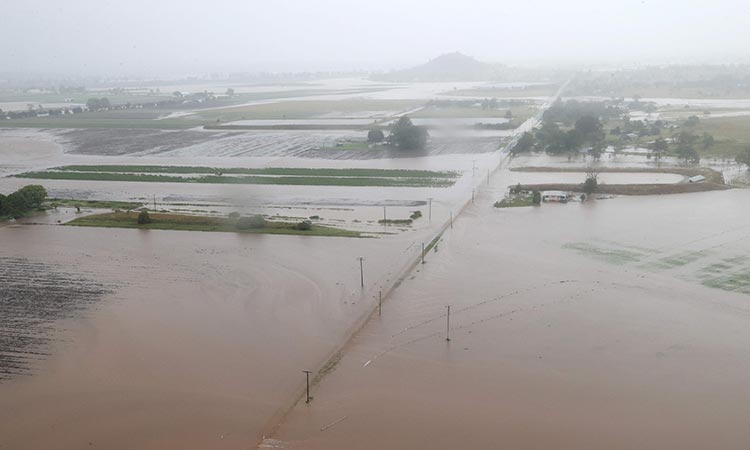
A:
[[542, 190, 569, 202], [688, 175, 706, 183]]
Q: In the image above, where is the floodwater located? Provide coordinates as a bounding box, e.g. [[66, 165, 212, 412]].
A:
[[225, 119, 381, 126], [0, 223, 435, 449], [0, 129, 500, 233], [267, 178, 750, 450]]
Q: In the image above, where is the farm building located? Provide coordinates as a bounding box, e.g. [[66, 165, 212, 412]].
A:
[[542, 190, 569, 202]]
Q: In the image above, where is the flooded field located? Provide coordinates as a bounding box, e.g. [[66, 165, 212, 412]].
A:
[[0, 223, 436, 449], [0, 85, 520, 449], [10, 73, 747, 450], [0, 256, 112, 381], [267, 178, 750, 450]]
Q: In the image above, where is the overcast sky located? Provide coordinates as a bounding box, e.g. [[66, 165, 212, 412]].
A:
[[3, 0, 750, 77]]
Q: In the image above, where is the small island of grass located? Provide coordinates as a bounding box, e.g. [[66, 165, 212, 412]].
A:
[[66, 211, 362, 238]]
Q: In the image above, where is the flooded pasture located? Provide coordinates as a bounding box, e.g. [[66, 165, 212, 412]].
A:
[[267, 179, 750, 450], [0, 256, 111, 381], [0, 223, 435, 449]]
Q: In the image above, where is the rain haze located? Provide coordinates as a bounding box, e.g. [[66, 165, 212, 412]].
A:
[[4, 1, 750, 450], [3, 0, 750, 75]]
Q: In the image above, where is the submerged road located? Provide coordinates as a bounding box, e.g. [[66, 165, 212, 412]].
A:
[[258, 80, 572, 448], [262, 78, 750, 448]]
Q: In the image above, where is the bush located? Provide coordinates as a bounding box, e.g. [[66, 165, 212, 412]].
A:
[[583, 174, 598, 194], [367, 129, 385, 143], [137, 209, 152, 224], [410, 210, 422, 220], [532, 191, 541, 205], [295, 220, 312, 231], [228, 211, 240, 219], [236, 214, 266, 230]]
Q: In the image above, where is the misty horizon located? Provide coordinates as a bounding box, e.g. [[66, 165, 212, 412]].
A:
[[3, 0, 750, 78]]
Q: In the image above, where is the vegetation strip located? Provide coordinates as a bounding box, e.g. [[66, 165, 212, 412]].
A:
[[44, 165, 459, 178], [16, 171, 457, 188], [46, 198, 144, 210], [511, 166, 725, 183], [515, 183, 729, 196], [66, 211, 362, 238]]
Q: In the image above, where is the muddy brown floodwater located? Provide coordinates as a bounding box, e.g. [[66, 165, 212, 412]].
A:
[[267, 178, 750, 450], [0, 223, 433, 449]]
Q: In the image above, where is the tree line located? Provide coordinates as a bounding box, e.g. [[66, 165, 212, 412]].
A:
[[0, 185, 47, 219], [367, 116, 429, 150]]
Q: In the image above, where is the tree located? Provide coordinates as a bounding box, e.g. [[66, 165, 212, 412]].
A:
[[575, 115, 606, 156], [702, 133, 715, 149], [650, 137, 668, 160], [295, 220, 312, 231], [588, 141, 606, 161], [236, 215, 265, 230], [532, 191, 541, 205], [137, 209, 152, 224], [675, 143, 700, 163], [684, 115, 700, 127], [511, 132, 535, 155], [0, 185, 47, 218], [675, 131, 698, 147], [583, 169, 599, 194], [18, 185, 47, 208], [86, 98, 110, 111], [671, 131, 699, 163], [367, 129, 385, 143], [388, 117, 428, 150], [574, 115, 603, 139], [736, 147, 750, 169]]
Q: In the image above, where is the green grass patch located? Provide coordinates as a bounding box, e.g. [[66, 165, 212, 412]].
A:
[[511, 166, 725, 184], [46, 198, 144, 210], [563, 242, 645, 265], [644, 249, 713, 270], [43, 165, 458, 178], [494, 196, 534, 208], [378, 218, 413, 225], [67, 211, 361, 237], [703, 271, 750, 294], [193, 99, 423, 122], [425, 231, 444, 254], [17, 166, 460, 188], [17, 171, 457, 188]]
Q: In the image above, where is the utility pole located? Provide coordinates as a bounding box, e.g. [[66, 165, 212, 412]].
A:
[[153, 194, 156, 210], [378, 290, 382, 316], [303, 370, 312, 403], [450, 211, 453, 229], [421, 243, 425, 264], [383, 206, 387, 225], [472, 189, 475, 203], [358, 257, 364, 287], [428, 197, 433, 222], [446, 305, 451, 342]]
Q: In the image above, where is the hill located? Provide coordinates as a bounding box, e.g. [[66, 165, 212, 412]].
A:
[[374, 52, 500, 82]]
